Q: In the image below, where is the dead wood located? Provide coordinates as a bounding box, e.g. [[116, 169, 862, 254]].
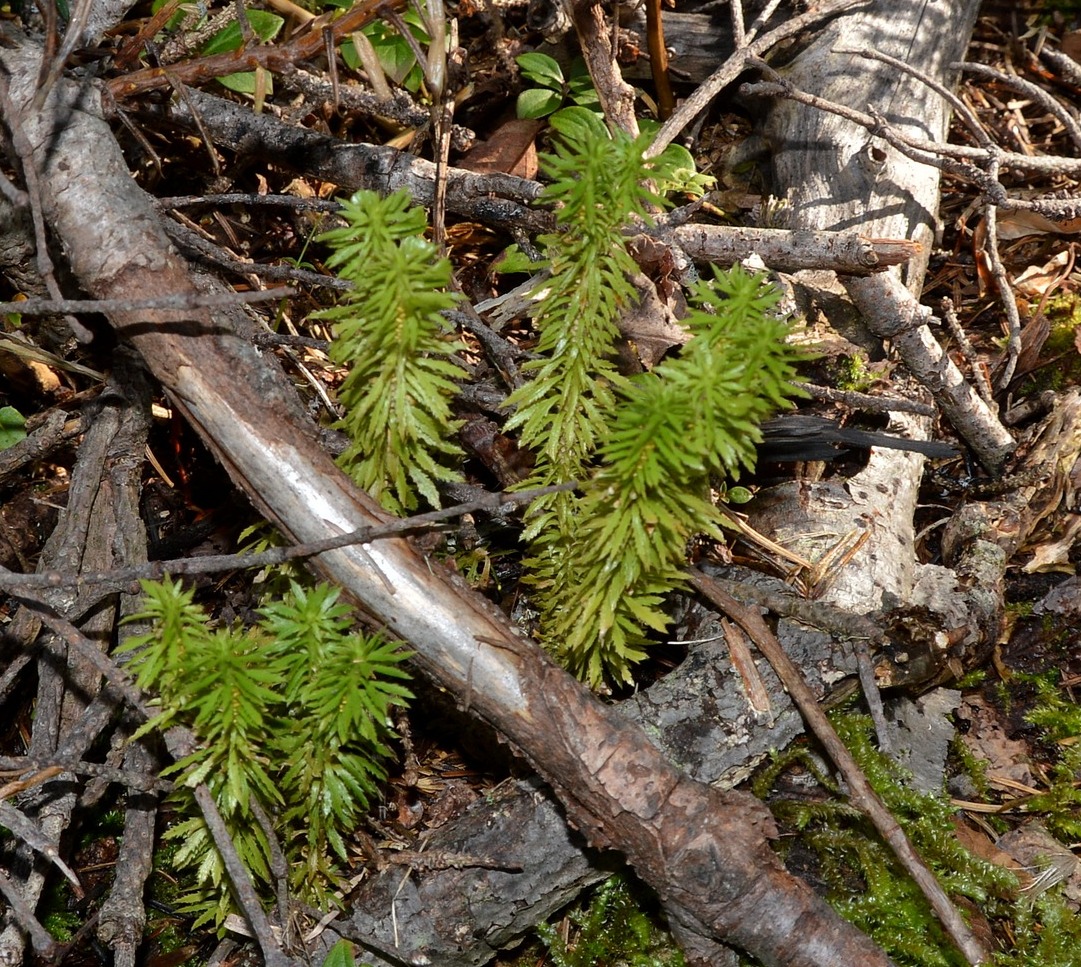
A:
[[691, 570, 988, 966], [155, 87, 920, 278], [333, 581, 865, 966], [746, 0, 993, 648], [758, 0, 1014, 471], [0, 360, 151, 964], [0, 37, 898, 967]]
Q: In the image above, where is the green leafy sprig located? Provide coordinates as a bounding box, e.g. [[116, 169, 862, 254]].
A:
[[501, 112, 802, 685], [532, 267, 803, 685], [314, 188, 467, 513], [119, 578, 412, 923], [503, 110, 660, 494]]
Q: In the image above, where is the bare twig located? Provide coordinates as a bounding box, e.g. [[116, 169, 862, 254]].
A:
[[0, 801, 83, 895], [0, 870, 58, 958], [0, 288, 292, 317], [0, 482, 576, 594], [645, 0, 869, 158], [567, 0, 638, 136], [743, 0, 783, 44], [0, 74, 94, 342], [838, 45, 990, 146], [108, 0, 391, 99], [0, 756, 171, 793], [980, 157, 1022, 391], [740, 71, 1081, 178], [644, 0, 674, 119], [728, 0, 745, 46], [191, 784, 296, 967], [794, 382, 939, 416], [939, 298, 994, 406]]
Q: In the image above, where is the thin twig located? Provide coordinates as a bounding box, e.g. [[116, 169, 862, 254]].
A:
[[794, 382, 939, 417], [838, 46, 991, 146], [191, 785, 295, 967], [0, 482, 577, 593], [568, 0, 638, 136], [0, 289, 293, 317], [644, 0, 675, 119], [0, 870, 58, 957], [728, 0, 745, 46], [740, 70, 1081, 179], [981, 156, 1022, 391], [645, 0, 869, 158], [743, 0, 783, 45], [939, 298, 995, 405]]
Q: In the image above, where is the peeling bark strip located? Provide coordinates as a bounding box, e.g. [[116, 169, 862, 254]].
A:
[[1, 41, 899, 967]]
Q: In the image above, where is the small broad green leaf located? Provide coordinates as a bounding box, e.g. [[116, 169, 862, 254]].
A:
[[725, 486, 754, 505], [0, 406, 26, 450], [216, 70, 273, 95], [202, 10, 284, 55], [516, 87, 562, 119], [360, 20, 428, 89], [516, 51, 564, 88], [319, 937, 358, 967], [566, 72, 600, 108], [548, 105, 610, 146], [340, 37, 362, 71]]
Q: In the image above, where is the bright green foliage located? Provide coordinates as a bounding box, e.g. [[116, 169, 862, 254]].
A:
[[503, 111, 659, 492], [515, 56, 712, 196], [526, 261, 802, 685], [1019, 670, 1081, 841], [755, 711, 1056, 967], [537, 874, 684, 967], [0, 406, 26, 450], [314, 189, 467, 513], [119, 579, 412, 924], [506, 115, 801, 685], [992, 893, 1081, 966], [516, 53, 600, 120]]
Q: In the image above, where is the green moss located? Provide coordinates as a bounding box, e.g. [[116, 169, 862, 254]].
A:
[[1004, 599, 1035, 619], [949, 730, 992, 800], [755, 712, 1022, 966], [1017, 671, 1081, 841], [751, 703, 1081, 965], [954, 668, 986, 689], [40, 906, 81, 943], [537, 874, 684, 967], [1014, 293, 1081, 396], [830, 354, 875, 393]]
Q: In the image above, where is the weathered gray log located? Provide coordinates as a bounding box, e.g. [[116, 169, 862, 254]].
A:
[[760, 0, 1014, 471], [746, 0, 988, 619]]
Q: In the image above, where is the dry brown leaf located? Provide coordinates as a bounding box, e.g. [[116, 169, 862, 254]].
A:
[[616, 271, 690, 371], [997, 208, 1081, 240], [950, 818, 1030, 891], [954, 693, 1040, 791], [457, 119, 542, 180], [1012, 250, 1071, 297]]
